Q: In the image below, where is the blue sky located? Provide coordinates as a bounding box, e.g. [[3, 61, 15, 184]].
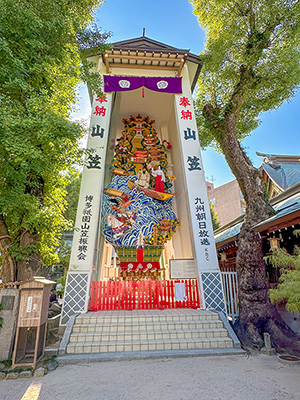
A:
[[74, 0, 300, 187]]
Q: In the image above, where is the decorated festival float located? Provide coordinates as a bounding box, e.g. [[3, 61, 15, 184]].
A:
[[60, 35, 228, 324], [102, 115, 179, 281]]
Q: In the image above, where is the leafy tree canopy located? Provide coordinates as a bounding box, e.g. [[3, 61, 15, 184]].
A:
[[0, 0, 108, 281], [191, 0, 300, 149], [64, 173, 82, 228]]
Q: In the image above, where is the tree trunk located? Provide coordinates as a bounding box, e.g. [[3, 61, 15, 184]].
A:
[[0, 216, 42, 283], [0, 216, 16, 283], [16, 230, 42, 282], [220, 123, 300, 355]]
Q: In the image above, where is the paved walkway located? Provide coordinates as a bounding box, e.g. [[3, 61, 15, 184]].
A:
[[1, 354, 300, 400]]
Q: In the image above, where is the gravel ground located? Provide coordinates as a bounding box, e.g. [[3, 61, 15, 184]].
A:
[[1, 354, 300, 400]]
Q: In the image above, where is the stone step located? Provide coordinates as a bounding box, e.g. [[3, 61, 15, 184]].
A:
[[75, 311, 220, 324], [63, 310, 240, 356], [72, 320, 224, 333], [69, 327, 229, 343], [67, 337, 234, 354]]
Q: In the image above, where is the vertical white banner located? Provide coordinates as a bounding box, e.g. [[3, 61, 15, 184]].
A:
[[174, 66, 226, 313], [69, 93, 112, 272], [61, 93, 113, 323], [174, 90, 219, 273]]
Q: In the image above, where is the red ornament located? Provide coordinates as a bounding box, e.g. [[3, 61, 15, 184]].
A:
[[163, 140, 172, 150]]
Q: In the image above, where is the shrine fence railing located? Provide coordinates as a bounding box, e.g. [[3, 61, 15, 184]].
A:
[[89, 279, 201, 311], [220, 267, 239, 322]]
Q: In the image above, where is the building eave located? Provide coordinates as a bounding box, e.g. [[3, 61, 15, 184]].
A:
[[88, 35, 202, 93], [253, 209, 300, 234]]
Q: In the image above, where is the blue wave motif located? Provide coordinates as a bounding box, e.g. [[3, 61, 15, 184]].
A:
[[101, 175, 178, 247]]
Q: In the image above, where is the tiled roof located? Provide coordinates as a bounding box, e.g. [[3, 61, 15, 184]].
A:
[[263, 163, 300, 190], [215, 222, 243, 244], [253, 191, 300, 229], [256, 152, 300, 190]]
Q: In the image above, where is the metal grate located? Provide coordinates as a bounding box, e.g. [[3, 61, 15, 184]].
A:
[[60, 273, 89, 324], [202, 272, 227, 314]]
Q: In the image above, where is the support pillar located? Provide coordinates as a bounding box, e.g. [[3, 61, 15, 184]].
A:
[[61, 93, 112, 324], [174, 65, 226, 313]]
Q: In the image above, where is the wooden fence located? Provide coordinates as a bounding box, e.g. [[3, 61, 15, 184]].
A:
[[89, 279, 200, 311]]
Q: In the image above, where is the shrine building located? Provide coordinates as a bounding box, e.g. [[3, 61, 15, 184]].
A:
[[60, 35, 229, 344]]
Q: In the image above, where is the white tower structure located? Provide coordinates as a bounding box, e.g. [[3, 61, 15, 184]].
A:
[[61, 36, 226, 325]]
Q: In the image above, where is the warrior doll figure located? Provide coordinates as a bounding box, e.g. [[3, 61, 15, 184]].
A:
[[137, 166, 150, 188]]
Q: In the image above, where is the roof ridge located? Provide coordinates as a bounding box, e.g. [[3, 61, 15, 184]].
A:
[[110, 35, 192, 55]]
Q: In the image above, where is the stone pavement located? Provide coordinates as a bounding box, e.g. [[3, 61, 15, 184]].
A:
[[1, 354, 300, 400]]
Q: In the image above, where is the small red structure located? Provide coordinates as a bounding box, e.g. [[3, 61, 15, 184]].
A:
[[90, 279, 200, 311]]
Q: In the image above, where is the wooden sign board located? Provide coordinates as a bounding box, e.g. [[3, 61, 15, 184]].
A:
[[170, 259, 197, 279]]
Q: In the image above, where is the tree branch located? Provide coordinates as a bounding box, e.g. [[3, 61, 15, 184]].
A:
[[0, 235, 13, 242], [247, 0, 256, 33], [224, 64, 253, 119], [232, 1, 248, 18], [203, 103, 222, 131]]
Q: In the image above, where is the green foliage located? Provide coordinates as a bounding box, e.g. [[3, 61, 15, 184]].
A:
[[57, 239, 72, 273], [209, 201, 220, 231], [64, 174, 82, 227], [55, 173, 81, 270], [0, 366, 33, 374], [2, 360, 12, 369], [265, 247, 300, 313], [55, 275, 67, 296], [78, 24, 112, 95], [0, 0, 108, 275], [191, 0, 300, 149], [294, 229, 300, 238]]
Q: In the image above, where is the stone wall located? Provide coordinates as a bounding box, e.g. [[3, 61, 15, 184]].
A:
[[0, 288, 20, 361]]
